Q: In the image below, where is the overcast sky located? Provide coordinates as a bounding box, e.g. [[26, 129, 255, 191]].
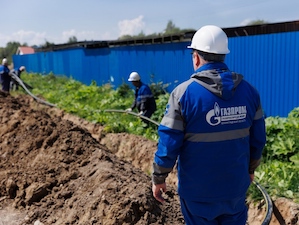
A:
[[1, 0, 298, 47]]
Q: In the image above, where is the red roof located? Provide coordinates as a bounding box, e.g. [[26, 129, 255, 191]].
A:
[[16, 46, 35, 55]]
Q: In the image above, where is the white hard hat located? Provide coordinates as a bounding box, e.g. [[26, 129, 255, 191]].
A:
[[187, 25, 230, 54], [128, 72, 140, 81], [20, 66, 26, 71], [2, 58, 7, 65]]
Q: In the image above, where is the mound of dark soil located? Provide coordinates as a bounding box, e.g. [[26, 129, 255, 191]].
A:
[[0, 93, 183, 225]]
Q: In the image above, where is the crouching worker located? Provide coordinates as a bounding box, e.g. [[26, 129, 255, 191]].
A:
[[10, 66, 26, 91], [126, 71, 157, 123]]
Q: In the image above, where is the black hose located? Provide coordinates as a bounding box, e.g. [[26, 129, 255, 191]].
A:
[[252, 180, 273, 225]]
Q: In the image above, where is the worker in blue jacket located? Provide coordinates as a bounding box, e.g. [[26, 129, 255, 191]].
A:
[[0, 58, 11, 92], [126, 71, 157, 121], [10, 66, 26, 90], [152, 25, 266, 225]]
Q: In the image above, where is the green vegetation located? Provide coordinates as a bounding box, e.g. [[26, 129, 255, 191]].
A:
[[19, 72, 169, 141], [16, 73, 299, 203], [247, 109, 299, 202], [118, 20, 195, 40], [254, 110, 299, 201], [246, 19, 270, 25]]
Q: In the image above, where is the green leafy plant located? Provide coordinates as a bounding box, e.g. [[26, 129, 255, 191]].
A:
[[248, 108, 299, 203]]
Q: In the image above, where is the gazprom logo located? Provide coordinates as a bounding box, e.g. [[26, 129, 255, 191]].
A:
[[206, 102, 221, 126], [206, 102, 247, 126]]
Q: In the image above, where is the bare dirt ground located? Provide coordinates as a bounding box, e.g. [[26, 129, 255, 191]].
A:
[[0, 92, 298, 225]]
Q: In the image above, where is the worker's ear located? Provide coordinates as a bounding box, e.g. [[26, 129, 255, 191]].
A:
[[192, 51, 201, 68]]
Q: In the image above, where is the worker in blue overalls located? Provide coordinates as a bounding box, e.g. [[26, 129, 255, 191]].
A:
[[10, 66, 26, 91], [0, 58, 11, 93], [126, 71, 157, 123], [152, 25, 266, 225]]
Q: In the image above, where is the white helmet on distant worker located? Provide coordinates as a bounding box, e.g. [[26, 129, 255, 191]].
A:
[[187, 25, 230, 54], [2, 58, 8, 65], [20, 66, 26, 71], [128, 72, 140, 81]]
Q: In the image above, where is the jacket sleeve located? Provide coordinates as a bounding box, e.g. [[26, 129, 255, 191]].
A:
[[152, 89, 185, 184], [249, 103, 266, 173]]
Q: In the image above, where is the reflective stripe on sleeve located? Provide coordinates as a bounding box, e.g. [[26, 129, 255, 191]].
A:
[[184, 127, 250, 142], [161, 116, 184, 131]]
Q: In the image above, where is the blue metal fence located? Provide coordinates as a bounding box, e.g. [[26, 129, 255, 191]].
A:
[[13, 31, 299, 117], [226, 31, 299, 117]]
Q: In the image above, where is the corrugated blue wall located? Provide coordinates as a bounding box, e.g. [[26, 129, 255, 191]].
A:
[[225, 31, 299, 117], [13, 31, 299, 117], [14, 43, 193, 90]]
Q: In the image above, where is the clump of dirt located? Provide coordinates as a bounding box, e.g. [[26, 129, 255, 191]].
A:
[[0, 92, 298, 225]]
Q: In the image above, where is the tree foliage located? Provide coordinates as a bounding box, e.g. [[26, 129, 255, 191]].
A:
[[247, 19, 269, 25], [40, 40, 55, 48], [118, 31, 146, 40], [0, 38, 57, 66], [163, 20, 181, 35], [118, 20, 195, 40], [68, 36, 78, 43], [0, 41, 27, 66]]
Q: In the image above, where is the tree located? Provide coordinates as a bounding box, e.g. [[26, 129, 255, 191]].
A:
[[118, 20, 193, 41], [0, 41, 24, 65], [40, 40, 55, 48], [118, 31, 147, 40], [247, 19, 269, 25], [136, 31, 146, 38], [68, 36, 78, 43], [118, 34, 133, 40], [163, 20, 180, 35]]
